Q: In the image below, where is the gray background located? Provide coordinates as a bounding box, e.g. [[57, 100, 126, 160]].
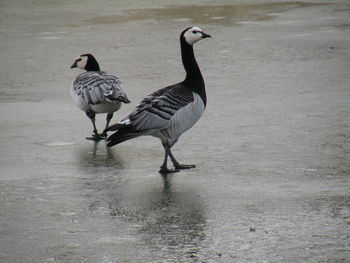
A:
[[0, 0, 349, 262]]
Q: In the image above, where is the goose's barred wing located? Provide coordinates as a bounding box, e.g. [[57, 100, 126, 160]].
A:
[[130, 84, 194, 129], [106, 84, 194, 146], [103, 73, 130, 103], [72, 72, 129, 105]]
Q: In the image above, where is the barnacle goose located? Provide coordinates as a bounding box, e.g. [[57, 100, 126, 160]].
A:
[[70, 54, 130, 141], [105, 27, 211, 174]]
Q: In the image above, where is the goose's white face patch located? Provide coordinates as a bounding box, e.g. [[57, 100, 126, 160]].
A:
[[184, 26, 205, 45], [75, 55, 88, 70]]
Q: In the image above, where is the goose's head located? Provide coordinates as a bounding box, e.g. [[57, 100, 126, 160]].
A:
[[71, 54, 100, 71], [182, 26, 211, 46]]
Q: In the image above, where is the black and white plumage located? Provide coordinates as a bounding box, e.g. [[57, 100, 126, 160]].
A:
[[105, 26, 211, 174], [70, 54, 130, 141]]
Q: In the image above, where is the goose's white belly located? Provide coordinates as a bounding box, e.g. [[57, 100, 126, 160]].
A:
[[91, 102, 121, 114], [156, 93, 205, 146]]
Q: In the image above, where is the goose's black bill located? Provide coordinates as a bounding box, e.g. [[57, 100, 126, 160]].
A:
[[70, 61, 77, 68], [201, 32, 211, 39]]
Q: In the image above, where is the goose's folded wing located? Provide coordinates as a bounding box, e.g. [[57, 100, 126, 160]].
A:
[[108, 84, 194, 133], [72, 72, 129, 105], [103, 73, 130, 103]]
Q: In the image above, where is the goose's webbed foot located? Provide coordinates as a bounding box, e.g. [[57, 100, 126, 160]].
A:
[[174, 164, 196, 170], [159, 166, 180, 175], [86, 132, 106, 141]]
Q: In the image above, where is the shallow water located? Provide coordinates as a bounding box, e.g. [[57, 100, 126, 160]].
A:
[[1, 0, 350, 262]]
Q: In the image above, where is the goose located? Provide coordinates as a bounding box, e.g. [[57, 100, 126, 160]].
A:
[[70, 54, 130, 141], [105, 26, 211, 174]]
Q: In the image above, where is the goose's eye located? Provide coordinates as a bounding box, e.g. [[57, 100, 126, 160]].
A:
[[77, 58, 82, 62], [192, 30, 198, 34]]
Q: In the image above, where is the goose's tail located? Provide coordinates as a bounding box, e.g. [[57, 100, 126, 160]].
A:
[[104, 123, 142, 147]]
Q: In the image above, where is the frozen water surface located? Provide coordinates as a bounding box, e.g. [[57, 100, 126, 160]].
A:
[[1, 0, 350, 262]]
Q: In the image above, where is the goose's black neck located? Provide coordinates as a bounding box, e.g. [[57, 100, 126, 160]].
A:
[[84, 54, 100, 71], [180, 39, 206, 106]]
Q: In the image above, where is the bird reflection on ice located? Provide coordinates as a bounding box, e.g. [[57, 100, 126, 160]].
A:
[[108, 174, 208, 260]]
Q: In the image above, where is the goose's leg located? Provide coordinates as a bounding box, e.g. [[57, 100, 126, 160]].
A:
[[167, 146, 196, 170], [101, 113, 113, 138], [85, 111, 104, 141], [159, 143, 179, 174], [159, 148, 170, 174]]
